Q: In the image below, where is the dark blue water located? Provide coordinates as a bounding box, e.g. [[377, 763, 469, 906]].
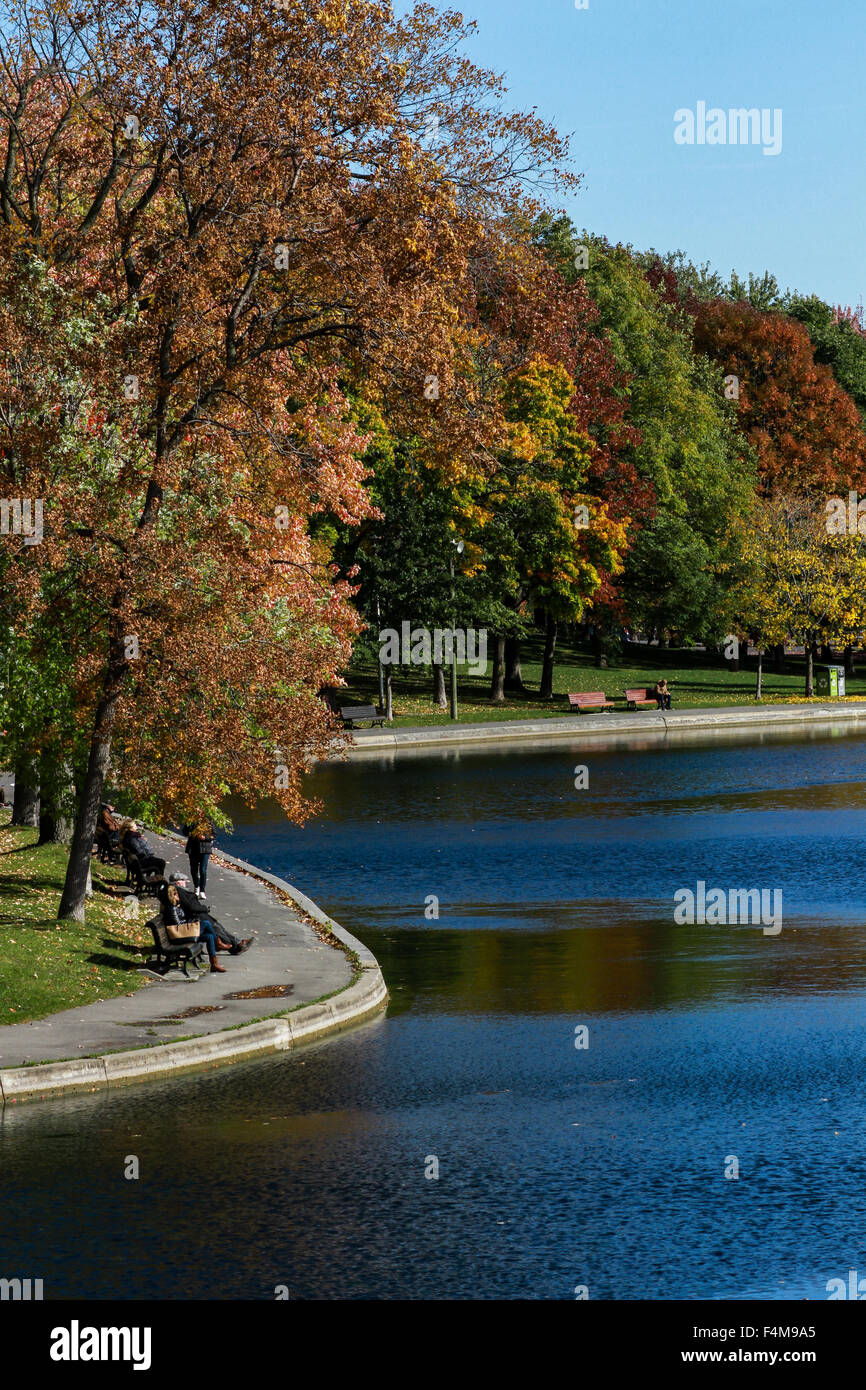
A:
[[3, 725, 866, 1300]]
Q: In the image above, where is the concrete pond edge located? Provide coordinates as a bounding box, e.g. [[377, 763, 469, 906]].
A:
[[0, 847, 388, 1106], [340, 700, 866, 753]]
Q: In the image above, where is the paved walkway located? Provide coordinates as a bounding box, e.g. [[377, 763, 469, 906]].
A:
[[0, 830, 352, 1068]]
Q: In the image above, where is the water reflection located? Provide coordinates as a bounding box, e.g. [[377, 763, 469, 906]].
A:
[[3, 725, 866, 1300]]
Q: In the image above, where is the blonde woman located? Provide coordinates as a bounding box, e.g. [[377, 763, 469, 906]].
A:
[[162, 884, 229, 974]]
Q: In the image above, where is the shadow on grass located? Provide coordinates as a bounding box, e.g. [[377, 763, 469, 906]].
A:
[[86, 952, 141, 972], [100, 936, 147, 957], [0, 874, 67, 893]]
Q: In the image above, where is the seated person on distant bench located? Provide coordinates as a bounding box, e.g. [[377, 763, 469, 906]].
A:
[[98, 803, 121, 848], [160, 872, 253, 956], [120, 820, 167, 877], [654, 679, 672, 711], [162, 883, 232, 974]]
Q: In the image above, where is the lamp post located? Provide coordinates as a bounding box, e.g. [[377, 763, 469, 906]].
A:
[[375, 596, 385, 713], [449, 538, 464, 721]]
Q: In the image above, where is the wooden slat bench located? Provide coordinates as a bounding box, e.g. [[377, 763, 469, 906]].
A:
[[145, 919, 208, 978], [568, 691, 614, 713], [340, 704, 386, 729], [625, 687, 658, 710], [123, 850, 164, 898]]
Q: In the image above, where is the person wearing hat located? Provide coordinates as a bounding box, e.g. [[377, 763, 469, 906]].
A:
[[162, 883, 230, 973], [162, 872, 254, 956], [98, 803, 121, 850]]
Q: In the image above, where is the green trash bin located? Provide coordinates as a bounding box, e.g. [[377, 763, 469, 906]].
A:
[[815, 665, 846, 696]]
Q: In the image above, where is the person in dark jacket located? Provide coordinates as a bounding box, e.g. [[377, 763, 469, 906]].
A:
[[162, 873, 253, 955], [183, 820, 214, 898], [162, 885, 228, 973], [120, 820, 166, 876]]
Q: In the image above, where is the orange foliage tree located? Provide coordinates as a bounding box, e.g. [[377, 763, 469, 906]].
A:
[[692, 300, 866, 493], [0, 0, 575, 917]]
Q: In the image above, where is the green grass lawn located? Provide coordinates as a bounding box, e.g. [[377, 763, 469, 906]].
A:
[[0, 811, 150, 1023], [340, 636, 866, 726]]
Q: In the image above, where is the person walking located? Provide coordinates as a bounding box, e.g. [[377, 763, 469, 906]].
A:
[[184, 819, 215, 898]]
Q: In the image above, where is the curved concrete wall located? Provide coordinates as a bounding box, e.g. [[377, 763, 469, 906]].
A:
[[0, 854, 388, 1106]]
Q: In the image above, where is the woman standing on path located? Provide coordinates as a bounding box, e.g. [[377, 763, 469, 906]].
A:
[[184, 819, 215, 898]]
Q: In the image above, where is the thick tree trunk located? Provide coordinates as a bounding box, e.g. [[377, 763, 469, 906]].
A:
[[592, 627, 607, 669], [755, 651, 762, 702], [820, 643, 832, 662], [490, 634, 506, 703], [11, 754, 40, 828], [504, 636, 523, 691], [58, 688, 120, 921], [805, 645, 814, 699], [772, 642, 785, 673], [845, 644, 856, 679], [432, 662, 447, 709], [540, 614, 558, 699], [38, 756, 75, 845]]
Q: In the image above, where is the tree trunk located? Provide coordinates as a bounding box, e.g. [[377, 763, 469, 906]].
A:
[[805, 644, 814, 699], [432, 663, 447, 708], [772, 642, 785, 673], [540, 614, 558, 699], [592, 627, 607, 669], [504, 636, 523, 691], [58, 687, 120, 921], [820, 643, 832, 662], [755, 651, 762, 702], [845, 645, 856, 679], [38, 753, 75, 846], [11, 754, 40, 828], [385, 670, 393, 722], [490, 634, 506, 703]]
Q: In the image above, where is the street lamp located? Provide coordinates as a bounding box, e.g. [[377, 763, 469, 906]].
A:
[[449, 538, 464, 721]]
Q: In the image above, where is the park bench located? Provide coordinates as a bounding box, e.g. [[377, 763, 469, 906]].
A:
[[568, 691, 614, 713], [625, 687, 658, 710], [340, 704, 386, 729], [145, 917, 208, 978], [124, 850, 163, 898]]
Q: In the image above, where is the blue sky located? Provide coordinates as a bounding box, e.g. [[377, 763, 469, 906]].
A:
[[407, 0, 865, 308]]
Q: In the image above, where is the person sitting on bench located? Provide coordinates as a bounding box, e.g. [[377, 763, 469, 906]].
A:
[[120, 820, 167, 877], [161, 872, 253, 956], [654, 678, 672, 711], [99, 803, 121, 850], [162, 884, 232, 974]]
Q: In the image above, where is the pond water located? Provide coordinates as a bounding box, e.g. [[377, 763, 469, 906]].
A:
[[3, 724, 866, 1300]]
